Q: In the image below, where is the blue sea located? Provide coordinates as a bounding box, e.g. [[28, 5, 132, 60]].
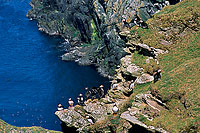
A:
[[0, 0, 110, 131]]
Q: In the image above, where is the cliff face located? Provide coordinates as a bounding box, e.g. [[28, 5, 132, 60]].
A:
[[54, 0, 199, 132], [27, 0, 171, 77], [27, 0, 200, 132]]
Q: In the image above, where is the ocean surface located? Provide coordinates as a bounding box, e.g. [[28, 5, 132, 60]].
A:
[[0, 0, 110, 131]]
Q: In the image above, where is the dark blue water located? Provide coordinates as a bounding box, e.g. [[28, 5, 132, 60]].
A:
[[0, 0, 110, 131]]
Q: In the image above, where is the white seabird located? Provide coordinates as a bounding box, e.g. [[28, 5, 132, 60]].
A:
[[112, 104, 119, 116], [86, 116, 94, 124]]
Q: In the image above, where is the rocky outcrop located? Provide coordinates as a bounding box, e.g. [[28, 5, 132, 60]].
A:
[[120, 55, 144, 78], [27, 0, 172, 77], [55, 37, 169, 131], [135, 73, 154, 84], [119, 92, 168, 132], [55, 109, 89, 131], [56, 109, 87, 126], [83, 101, 109, 121], [55, 101, 115, 132], [121, 111, 168, 133], [61, 46, 94, 66]]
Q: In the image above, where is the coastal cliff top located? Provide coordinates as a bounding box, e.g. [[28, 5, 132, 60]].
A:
[[0, 119, 61, 133]]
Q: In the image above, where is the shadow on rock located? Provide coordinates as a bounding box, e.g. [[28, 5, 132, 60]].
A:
[[61, 122, 78, 133]]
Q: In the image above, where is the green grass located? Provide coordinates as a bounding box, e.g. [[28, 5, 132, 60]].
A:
[[91, 19, 98, 42], [87, 115, 127, 132], [131, 51, 159, 75], [125, 0, 200, 132], [79, 19, 101, 48], [131, 51, 147, 66], [130, 0, 200, 51], [0, 119, 60, 133], [91, 19, 101, 46], [119, 82, 151, 114], [138, 115, 147, 123], [131, 27, 151, 38]]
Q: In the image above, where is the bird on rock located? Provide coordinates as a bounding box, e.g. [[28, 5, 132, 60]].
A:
[[112, 104, 119, 116], [86, 116, 94, 125], [57, 104, 64, 111], [68, 98, 74, 108]]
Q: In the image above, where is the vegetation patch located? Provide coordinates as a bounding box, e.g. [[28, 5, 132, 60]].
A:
[[0, 119, 60, 133], [131, 51, 160, 74], [126, 0, 200, 132], [87, 115, 128, 132]]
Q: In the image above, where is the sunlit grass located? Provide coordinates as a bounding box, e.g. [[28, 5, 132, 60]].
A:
[[127, 0, 200, 131], [0, 119, 60, 133]]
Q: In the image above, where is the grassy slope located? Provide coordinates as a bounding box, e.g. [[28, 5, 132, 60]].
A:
[[0, 119, 60, 133], [128, 0, 200, 132], [89, 1, 199, 132]]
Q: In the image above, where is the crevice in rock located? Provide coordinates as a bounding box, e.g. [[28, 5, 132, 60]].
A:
[[119, 34, 128, 43], [61, 122, 78, 133], [122, 72, 137, 82], [98, 0, 106, 13], [108, 125, 115, 133], [136, 46, 155, 58], [128, 124, 153, 133], [168, 0, 182, 5]]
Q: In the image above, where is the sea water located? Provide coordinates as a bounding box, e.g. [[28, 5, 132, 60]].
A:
[[0, 0, 110, 131]]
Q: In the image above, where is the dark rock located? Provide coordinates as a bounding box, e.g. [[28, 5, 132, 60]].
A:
[[27, 0, 172, 77]]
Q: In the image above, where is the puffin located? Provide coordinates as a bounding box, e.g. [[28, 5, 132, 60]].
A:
[[86, 116, 94, 124], [77, 97, 80, 105], [85, 87, 91, 100], [68, 98, 74, 108], [112, 104, 119, 116], [98, 85, 104, 98], [57, 104, 64, 111], [79, 93, 84, 106], [129, 80, 135, 90], [112, 83, 118, 90]]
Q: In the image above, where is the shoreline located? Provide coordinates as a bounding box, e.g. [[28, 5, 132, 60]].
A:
[[2, 0, 198, 132]]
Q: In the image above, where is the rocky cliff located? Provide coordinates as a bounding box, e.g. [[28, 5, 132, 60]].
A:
[[27, 0, 199, 132], [27, 0, 175, 77]]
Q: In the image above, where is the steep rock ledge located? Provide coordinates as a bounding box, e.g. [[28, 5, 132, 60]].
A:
[[27, 0, 173, 77], [55, 0, 199, 132], [55, 38, 169, 132]]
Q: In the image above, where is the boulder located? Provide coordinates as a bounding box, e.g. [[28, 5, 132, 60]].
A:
[[121, 111, 148, 128], [135, 73, 154, 84], [55, 109, 89, 129], [120, 55, 144, 78], [62, 46, 94, 66], [121, 111, 168, 133], [83, 102, 108, 121], [128, 107, 139, 116], [125, 64, 144, 77]]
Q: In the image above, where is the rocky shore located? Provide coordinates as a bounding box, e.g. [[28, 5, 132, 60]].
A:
[[54, 40, 169, 132], [26, 0, 200, 132]]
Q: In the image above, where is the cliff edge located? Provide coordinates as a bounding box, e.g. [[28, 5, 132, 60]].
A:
[[26, 0, 200, 132], [54, 0, 200, 132], [27, 0, 175, 78]]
